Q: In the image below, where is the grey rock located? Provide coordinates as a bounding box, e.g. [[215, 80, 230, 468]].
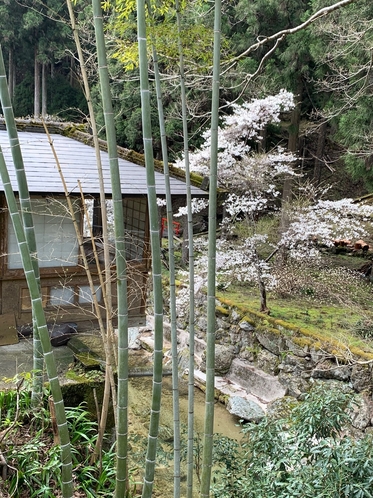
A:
[[194, 337, 207, 355], [278, 373, 310, 399], [228, 358, 287, 402], [214, 344, 235, 375], [231, 310, 241, 322], [350, 395, 373, 430], [178, 348, 191, 373], [215, 328, 225, 341], [255, 349, 279, 375], [226, 396, 265, 422], [279, 353, 313, 376], [312, 360, 351, 382], [240, 333, 257, 348], [239, 349, 256, 362], [196, 317, 208, 332], [267, 396, 298, 418], [309, 349, 326, 363], [158, 424, 174, 442], [351, 364, 373, 393], [200, 344, 235, 375], [285, 338, 310, 357], [239, 320, 255, 332], [256, 330, 285, 355]]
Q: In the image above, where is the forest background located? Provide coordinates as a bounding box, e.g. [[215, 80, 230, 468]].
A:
[[1, 0, 372, 193]]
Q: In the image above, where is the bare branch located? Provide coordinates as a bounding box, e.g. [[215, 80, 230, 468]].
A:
[[222, 0, 357, 70]]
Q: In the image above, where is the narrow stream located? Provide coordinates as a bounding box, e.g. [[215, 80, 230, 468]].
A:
[[128, 374, 243, 497]]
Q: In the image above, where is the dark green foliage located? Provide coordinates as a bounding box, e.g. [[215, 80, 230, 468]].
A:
[[0, 381, 33, 426], [0, 388, 131, 497], [12, 72, 34, 116], [47, 74, 88, 120], [337, 98, 373, 187], [12, 71, 88, 120], [210, 385, 373, 498]]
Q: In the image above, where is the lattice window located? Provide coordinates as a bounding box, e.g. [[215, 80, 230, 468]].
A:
[[7, 198, 80, 269], [123, 197, 147, 261]]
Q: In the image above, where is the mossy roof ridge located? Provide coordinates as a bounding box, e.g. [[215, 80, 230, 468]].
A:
[[216, 293, 373, 362], [0, 118, 209, 192]]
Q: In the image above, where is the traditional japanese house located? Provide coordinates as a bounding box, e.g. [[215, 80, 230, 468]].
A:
[[0, 122, 206, 332]]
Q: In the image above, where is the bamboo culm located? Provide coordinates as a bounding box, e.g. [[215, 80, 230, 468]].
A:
[[200, 1, 222, 496], [66, 0, 118, 462], [174, 2, 197, 496], [0, 45, 44, 405], [146, 1, 181, 494], [0, 147, 73, 497], [91, 1, 129, 495], [137, 1, 164, 496]]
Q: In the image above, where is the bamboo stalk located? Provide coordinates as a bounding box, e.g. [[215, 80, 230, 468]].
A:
[[65, 1, 116, 364], [200, 1, 222, 496], [137, 1, 164, 496], [66, 0, 118, 461], [146, 1, 181, 494], [0, 147, 74, 497], [0, 45, 44, 406], [91, 1, 130, 495], [42, 123, 118, 460], [174, 2, 197, 495]]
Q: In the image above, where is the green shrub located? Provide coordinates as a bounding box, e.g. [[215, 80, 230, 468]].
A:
[[211, 385, 373, 498]]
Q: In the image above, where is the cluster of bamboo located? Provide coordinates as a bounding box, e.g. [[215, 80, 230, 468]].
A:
[[0, 0, 221, 497]]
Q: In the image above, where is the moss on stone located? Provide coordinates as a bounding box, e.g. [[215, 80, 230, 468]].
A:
[[216, 305, 230, 316]]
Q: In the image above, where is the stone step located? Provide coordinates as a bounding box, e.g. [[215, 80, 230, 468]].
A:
[[67, 336, 104, 370], [193, 369, 267, 421], [227, 358, 287, 403]]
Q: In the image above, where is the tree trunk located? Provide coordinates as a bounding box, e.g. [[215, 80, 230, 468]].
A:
[[70, 56, 74, 86], [34, 53, 40, 118], [313, 121, 327, 185], [42, 63, 47, 118], [280, 81, 302, 232]]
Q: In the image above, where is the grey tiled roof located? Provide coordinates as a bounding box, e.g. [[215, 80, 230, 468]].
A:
[[0, 130, 206, 196]]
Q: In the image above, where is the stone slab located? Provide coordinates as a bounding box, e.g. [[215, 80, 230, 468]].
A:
[[227, 358, 287, 403], [0, 339, 74, 389], [227, 395, 265, 422], [193, 369, 268, 413]]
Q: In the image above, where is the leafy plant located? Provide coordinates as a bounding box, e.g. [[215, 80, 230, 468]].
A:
[[1, 387, 143, 497], [209, 385, 373, 498]]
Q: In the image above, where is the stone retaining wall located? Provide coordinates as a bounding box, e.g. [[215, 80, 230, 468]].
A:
[[171, 292, 373, 428]]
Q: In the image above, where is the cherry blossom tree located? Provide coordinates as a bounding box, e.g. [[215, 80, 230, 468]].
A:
[[175, 89, 295, 184], [176, 90, 373, 314], [175, 90, 296, 310], [281, 199, 373, 259]]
